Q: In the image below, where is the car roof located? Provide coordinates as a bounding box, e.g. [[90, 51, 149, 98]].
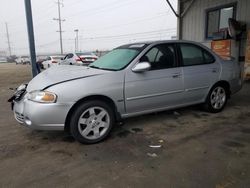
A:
[[117, 40, 211, 53], [120, 40, 201, 46]]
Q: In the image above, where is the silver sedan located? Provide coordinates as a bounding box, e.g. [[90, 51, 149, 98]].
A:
[[9, 40, 243, 144]]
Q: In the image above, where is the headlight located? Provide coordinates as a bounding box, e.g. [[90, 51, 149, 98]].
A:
[[27, 91, 57, 103]]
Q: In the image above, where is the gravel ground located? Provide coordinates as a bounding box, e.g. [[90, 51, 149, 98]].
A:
[[0, 63, 249, 188]]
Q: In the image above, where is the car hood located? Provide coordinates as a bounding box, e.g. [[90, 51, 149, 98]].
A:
[[26, 65, 109, 92]]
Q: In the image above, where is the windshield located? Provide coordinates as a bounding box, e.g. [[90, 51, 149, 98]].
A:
[[89, 48, 140, 71]]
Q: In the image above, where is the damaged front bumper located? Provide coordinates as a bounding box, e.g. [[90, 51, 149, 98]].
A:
[[9, 85, 73, 131]]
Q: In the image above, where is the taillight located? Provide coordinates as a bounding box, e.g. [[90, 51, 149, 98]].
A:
[[52, 61, 57, 63]]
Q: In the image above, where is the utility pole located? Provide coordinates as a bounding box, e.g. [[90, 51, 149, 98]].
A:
[[74, 29, 79, 52], [5, 23, 11, 56], [79, 35, 82, 52], [24, 0, 39, 77], [53, 0, 65, 55]]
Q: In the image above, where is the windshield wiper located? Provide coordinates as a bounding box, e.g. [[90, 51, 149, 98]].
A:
[[89, 65, 116, 71], [89, 65, 100, 69]]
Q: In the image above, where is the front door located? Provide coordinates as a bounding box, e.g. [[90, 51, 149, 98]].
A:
[[124, 43, 184, 114]]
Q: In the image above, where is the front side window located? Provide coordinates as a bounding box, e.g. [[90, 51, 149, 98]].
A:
[[180, 44, 215, 66], [206, 4, 236, 39], [140, 44, 176, 70]]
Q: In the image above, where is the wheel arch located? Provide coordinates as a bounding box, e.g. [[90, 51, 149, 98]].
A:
[[203, 80, 231, 113], [208, 80, 231, 99], [64, 95, 121, 132]]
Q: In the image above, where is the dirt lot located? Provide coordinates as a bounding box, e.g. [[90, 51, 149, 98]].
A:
[[0, 63, 250, 188]]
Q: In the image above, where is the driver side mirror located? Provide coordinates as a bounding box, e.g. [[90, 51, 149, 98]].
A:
[[132, 62, 151, 73]]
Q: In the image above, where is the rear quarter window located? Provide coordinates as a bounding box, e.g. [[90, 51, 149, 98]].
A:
[[204, 50, 215, 64]]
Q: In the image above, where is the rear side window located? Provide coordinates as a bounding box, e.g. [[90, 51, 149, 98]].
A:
[[180, 44, 215, 66], [204, 50, 215, 64]]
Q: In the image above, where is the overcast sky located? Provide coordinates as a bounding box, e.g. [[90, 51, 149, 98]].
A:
[[0, 0, 177, 55]]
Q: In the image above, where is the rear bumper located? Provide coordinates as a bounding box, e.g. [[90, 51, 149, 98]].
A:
[[229, 78, 243, 95], [13, 98, 74, 131]]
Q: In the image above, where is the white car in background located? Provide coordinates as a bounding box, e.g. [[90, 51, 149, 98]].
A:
[[60, 52, 98, 66], [0, 57, 7, 63], [42, 55, 64, 69], [16, 56, 30, 64]]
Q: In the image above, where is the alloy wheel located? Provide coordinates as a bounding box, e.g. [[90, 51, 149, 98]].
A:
[[210, 86, 226, 110], [78, 107, 110, 140]]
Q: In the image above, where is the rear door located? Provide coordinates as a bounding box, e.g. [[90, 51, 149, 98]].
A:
[[125, 43, 184, 114], [178, 43, 220, 104]]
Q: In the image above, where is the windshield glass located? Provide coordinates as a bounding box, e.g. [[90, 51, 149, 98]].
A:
[[89, 48, 140, 71]]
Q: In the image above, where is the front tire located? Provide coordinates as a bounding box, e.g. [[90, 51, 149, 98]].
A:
[[70, 100, 114, 144], [204, 85, 228, 113]]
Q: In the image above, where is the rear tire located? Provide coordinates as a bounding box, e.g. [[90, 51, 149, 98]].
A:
[[204, 84, 229, 113], [70, 100, 114, 144]]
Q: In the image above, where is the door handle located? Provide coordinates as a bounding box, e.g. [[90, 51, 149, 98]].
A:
[[211, 68, 218, 73], [172, 73, 181, 78]]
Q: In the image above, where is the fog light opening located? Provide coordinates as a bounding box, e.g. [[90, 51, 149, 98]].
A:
[[25, 118, 32, 126]]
